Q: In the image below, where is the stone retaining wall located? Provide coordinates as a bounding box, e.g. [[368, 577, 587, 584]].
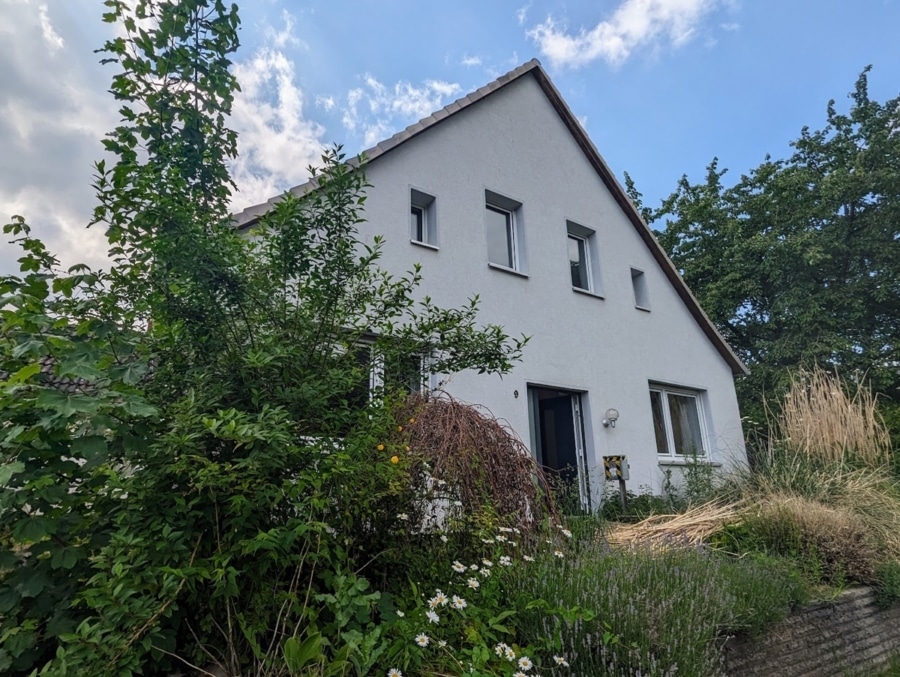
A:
[[725, 587, 900, 676]]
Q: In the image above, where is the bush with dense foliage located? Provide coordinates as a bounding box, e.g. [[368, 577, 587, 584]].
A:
[[0, 2, 544, 675]]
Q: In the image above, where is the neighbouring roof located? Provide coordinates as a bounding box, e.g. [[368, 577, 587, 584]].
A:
[[231, 59, 748, 377]]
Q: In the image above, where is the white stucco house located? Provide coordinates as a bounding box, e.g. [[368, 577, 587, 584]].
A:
[[233, 59, 748, 509]]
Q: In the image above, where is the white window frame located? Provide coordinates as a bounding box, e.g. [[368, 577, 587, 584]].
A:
[[566, 220, 603, 295], [410, 188, 437, 248], [485, 190, 526, 274], [649, 384, 708, 459]]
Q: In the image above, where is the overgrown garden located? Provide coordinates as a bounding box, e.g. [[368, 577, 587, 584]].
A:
[[1, 1, 899, 676]]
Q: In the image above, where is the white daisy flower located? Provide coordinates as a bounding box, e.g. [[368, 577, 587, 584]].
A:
[[494, 643, 509, 656], [433, 590, 448, 606], [518, 656, 533, 671], [480, 567, 491, 577], [387, 669, 402, 677], [482, 538, 495, 544], [554, 655, 570, 667], [467, 577, 480, 589], [523, 555, 534, 562], [469, 563, 479, 571], [495, 534, 508, 542], [440, 534, 448, 543], [504, 646, 516, 661], [452, 561, 466, 573], [554, 550, 565, 558], [415, 633, 430, 647], [426, 610, 440, 624], [397, 513, 409, 521], [438, 639, 448, 647], [395, 610, 405, 617], [482, 559, 493, 567], [499, 555, 512, 566], [452, 595, 467, 609], [513, 672, 527, 677], [561, 528, 573, 538]]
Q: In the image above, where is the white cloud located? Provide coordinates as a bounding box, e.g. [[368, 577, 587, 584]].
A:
[[527, 0, 721, 69], [265, 9, 304, 49], [516, 3, 532, 26], [460, 54, 482, 67], [228, 15, 326, 211], [37, 3, 64, 52], [0, 2, 115, 277], [340, 75, 462, 148], [315, 94, 336, 111]]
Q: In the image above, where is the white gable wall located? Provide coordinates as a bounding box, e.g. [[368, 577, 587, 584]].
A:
[[355, 74, 746, 499]]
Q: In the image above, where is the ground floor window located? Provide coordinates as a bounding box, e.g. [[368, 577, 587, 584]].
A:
[[649, 384, 707, 458]]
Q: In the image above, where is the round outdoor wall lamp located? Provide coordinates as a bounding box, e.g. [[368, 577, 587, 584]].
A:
[[602, 408, 620, 428]]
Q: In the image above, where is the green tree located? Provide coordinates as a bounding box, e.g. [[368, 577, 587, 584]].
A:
[[1, 1, 526, 675], [636, 68, 900, 443]]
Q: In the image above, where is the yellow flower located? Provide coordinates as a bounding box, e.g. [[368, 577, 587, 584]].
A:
[[405, 445, 410, 451], [377, 444, 385, 451], [391, 455, 399, 464], [397, 425, 403, 432], [409, 417, 415, 424]]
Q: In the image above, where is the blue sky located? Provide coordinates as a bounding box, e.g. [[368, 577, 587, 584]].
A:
[[2, 0, 899, 275]]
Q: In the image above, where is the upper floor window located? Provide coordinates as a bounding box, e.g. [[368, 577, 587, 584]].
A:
[[410, 188, 437, 247], [631, 267, 650, 310], [485, 190, 526, 274], [566, 221, 602, 295]]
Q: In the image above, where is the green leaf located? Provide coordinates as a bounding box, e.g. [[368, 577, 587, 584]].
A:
[[283, 633, 322, 674], [0, 461, 25, 486], [50, 547, 79, 570], [14, 516, 52, 543], [71, 435, 108, 461], [2, 363, 41, 385]]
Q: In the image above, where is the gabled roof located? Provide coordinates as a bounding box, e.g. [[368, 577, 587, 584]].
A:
[[232, 60, 748, 376]]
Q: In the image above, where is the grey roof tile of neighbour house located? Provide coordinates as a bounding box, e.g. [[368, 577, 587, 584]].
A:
[[230, 59, 748, 377]]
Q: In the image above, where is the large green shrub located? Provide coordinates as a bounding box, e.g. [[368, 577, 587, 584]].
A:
[[0, 2, 528, 675]]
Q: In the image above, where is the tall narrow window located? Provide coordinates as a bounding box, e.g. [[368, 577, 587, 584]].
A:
[[485, 190, 525, 273], [566, 221, 602, 295], [486, 205, 515, 269], [411, 205, 425, 242], [568, 235, 589, 290], [631, 268, 650, 310], [410, 188, 437, 246]]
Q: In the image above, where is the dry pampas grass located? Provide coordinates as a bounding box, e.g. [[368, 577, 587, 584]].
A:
[[607, 501, 742, 549], [776, 366, 890, 467]]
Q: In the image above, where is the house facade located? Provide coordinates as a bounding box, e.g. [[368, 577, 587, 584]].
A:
[[234, 60, 748, 507]]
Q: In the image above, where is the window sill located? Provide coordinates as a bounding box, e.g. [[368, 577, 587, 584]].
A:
[[411, 239, 439, 251], [658, 457, 721, 468], [488, 263, 529, 278], [635, 305, 651, 313], [572, 287, 605, 300]]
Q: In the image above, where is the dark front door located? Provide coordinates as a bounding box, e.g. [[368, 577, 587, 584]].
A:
[[529, 386, 591, 510]]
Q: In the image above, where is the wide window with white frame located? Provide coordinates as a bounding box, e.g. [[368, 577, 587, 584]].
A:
[[649, 384, 708, 458]]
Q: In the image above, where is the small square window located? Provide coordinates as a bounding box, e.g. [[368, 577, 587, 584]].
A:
[[485, 190, 526, 273], [410, 189, 436, 247], [631, 268, 650, 310], [650, 385, 707, 458]]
